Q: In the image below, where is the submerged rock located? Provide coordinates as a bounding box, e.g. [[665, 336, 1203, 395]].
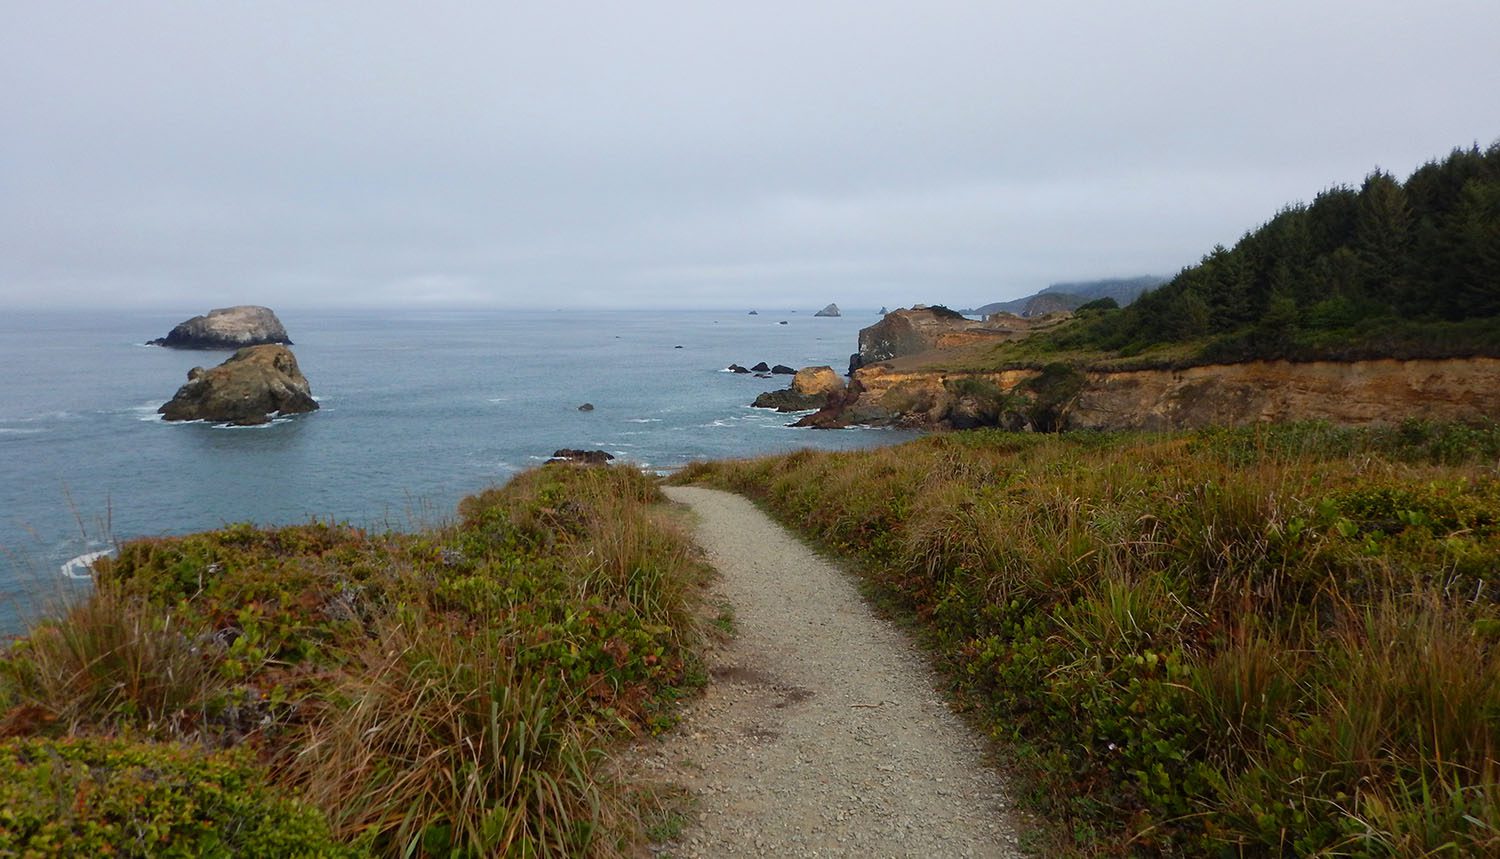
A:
[[158, 345, 317, 426], [149, 306, 292, 349]]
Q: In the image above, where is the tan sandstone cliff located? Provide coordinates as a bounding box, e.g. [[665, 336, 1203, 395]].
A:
[[1067, 358, 1500, 431], [799, 357, 1500, 431]]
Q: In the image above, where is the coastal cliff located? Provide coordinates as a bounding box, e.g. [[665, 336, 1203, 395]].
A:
[[802, 357, 1500, 431]]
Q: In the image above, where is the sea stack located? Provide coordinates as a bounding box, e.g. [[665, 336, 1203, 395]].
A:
[[158, 345, 318, 426], [751, 365, 846, 412], [814, 303, 841, 317], [149, 305, 292, 349]]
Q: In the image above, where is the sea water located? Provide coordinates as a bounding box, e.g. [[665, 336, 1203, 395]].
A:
[[0, 308, 913, 633]]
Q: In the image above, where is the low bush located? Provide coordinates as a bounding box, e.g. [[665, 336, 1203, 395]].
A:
[[0, 736, 352, 857]]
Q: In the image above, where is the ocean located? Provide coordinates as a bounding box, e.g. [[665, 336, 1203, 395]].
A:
[[0, 308, 915, 634]]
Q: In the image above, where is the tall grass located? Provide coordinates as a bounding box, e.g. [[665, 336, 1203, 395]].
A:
[[286, 614, 607, 856], [675, 420, 1500, 855], [0, 463, 709, 856], [1, 581, 220, 737]]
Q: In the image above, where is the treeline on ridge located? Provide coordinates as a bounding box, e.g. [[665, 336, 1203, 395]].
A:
[[1044, 141, 1500, 364]]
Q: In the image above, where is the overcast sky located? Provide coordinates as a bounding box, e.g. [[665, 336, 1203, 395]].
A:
[[3, 1, 1497, 311]]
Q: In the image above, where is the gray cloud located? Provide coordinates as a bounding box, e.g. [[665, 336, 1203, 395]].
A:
[[3, 0, 1497, 309]]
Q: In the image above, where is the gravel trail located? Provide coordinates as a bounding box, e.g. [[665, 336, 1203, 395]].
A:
[[649, 486, 1025, 858]]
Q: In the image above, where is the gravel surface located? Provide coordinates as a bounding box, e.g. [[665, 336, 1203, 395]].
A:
[[646, 486, 1026, 858]]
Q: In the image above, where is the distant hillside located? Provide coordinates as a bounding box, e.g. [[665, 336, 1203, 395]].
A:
[[962, 276, 1165, 317], [1005, 141, 1500, 366]]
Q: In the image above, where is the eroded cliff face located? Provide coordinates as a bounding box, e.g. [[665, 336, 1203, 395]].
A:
[[798, 357, 1500, 431], [1067, 358, 1500, 431]]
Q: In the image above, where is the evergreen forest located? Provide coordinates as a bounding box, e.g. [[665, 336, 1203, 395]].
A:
[[1038, 141, 1500, 365]]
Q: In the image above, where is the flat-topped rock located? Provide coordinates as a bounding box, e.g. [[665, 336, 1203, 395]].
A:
[[549, 449, 615, 465], [149, 305, 292, 349], [158, 344, 318, 426]]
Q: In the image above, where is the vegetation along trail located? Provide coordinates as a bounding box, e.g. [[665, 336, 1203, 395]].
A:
[[652, 486, 1024, 857]]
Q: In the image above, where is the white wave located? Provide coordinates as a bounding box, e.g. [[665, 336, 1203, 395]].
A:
[[211, 416, 294, 430], [624, 418, 662, 423], [60, 548, 114, 580], [0, 427, 45, 435]]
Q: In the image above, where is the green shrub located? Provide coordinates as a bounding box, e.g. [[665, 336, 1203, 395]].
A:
[[0, 736, 353, 857]]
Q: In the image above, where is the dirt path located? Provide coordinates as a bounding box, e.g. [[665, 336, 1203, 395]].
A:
[[647, 486, 1025, 858]]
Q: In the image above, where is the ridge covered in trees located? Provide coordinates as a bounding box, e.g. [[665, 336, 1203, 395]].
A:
[[1023, 141, 1500, 366]]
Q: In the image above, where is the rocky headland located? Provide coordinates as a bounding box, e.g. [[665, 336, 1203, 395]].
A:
[[847, 305, 1070, 373], [802, 309, 1500, 432], [149, 305, 292, 349], [158, 344, 318, 426]]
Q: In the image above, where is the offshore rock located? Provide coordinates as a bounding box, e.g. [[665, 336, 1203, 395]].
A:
[[792, 366, 844, 397], [814, 303, 841, 317], [752, 366, 846, 413], [751, 362, 771, 372], [752, 389, 826, 411], [771, 364, 796, 375], [158, 345, 318, 426], [549, 449, 615, 465], [149, 306, 292, 349]]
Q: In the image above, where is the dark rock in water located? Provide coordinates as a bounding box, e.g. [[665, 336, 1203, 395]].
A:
[[814, 303, 841, 317], [755, 373, 772, 378], [149, 305, 292, 349], [674, 345, 684, 349], [549, 449, 615, 465], [728, 364, 750, 374], [158, 344, 317, 426], [748, 310, 758, 315], [778, 320, 789, 325], [750, 362, 770, 372], [752, 388, 828, 412], [848, 352, 863, 375], [771, 364, 795, 375], [578, 403, 595, 411]]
